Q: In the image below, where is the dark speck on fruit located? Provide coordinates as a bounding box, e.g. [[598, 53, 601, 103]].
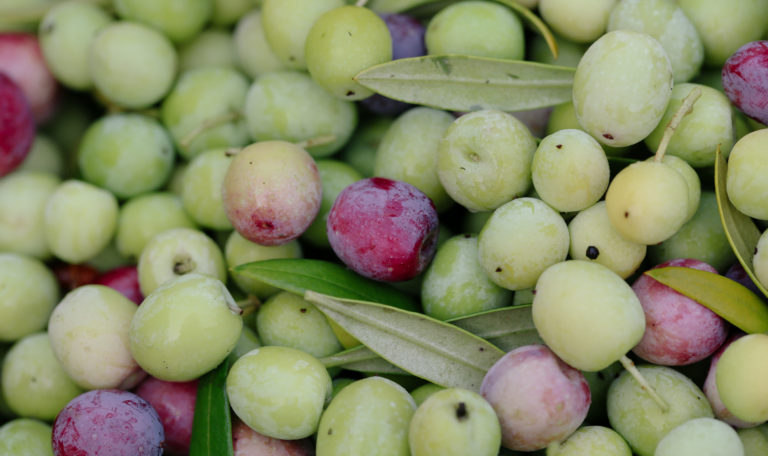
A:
[[300, 308, 307, 313], [327, 428, 333, 435], [495, 267, 502, 272], [455, 402, 468, 421], [464, 233, 471, 238], [346, 90, 355, 96], [624, 211, 629, 218], [586, 246, 599, 260], [347, 31, 352, 36], [556, 144, 562, 149], [603, 133, 614, 140]]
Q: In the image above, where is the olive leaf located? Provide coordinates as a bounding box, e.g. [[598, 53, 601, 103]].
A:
[[450, 305, 543, 351], [368, 0, 558, 59], [644, 266, 768, 334], [353, 55, 574, 112], [304, 291, 505, 392], [190, 359, 233, 456], [714, 146, 768, 298], [320, 346, 408, 374], [232, 258, 418, 311], [319, 305, 541, 372]]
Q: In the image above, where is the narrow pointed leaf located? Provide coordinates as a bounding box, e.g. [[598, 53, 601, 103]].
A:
[[320, 346, 408, 374], [190, 359, 233, 456], [320, 345, 388, 368], [233, 258, 417, 311], [320, 305, 541, 372], [714, 147, 768, 298], [354, 55, 574, 112], [449, 305, 543, 351], [500, 0, 558, 60], [644, 266, 768, 334], [304, 291, 504, 391], [320, 305, 540, 371], [369, 0, 558, 59]]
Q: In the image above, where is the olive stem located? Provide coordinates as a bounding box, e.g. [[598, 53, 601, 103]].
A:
[[654, 86, 702, 162], [619, 355, 670, 413], [236, 295, 261, 317], [179, 111, 242, 149], [295, 134, 337, 150]]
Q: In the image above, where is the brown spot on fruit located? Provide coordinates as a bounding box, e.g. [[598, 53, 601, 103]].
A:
[[455, 402, 468, 421]]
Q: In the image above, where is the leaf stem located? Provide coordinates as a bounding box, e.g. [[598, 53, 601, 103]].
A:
[[236, 295, 261, 318], [654, 86, 702, 162], [180, 111, 242, 149], [295, 134, 336, 150], [619, 355, 669, 413]]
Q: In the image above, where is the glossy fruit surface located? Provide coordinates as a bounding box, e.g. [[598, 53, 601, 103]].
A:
[[52, 389, 164, 456], [327, 177, 439, 282], [222, 140, 322, 246], [0, 72, 34, 177]]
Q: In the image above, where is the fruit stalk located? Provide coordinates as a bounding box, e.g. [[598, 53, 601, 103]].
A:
[[619, 355, 669, 413], [654, 86, 702, 162]]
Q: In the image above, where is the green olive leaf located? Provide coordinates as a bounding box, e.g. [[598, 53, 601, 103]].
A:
[[714, 146, 768, 298], [232, 258, 418, 311], [353, 55, 574, 112], [320, 346, 408, 374], [644, 266, 768, 334], [368, 0, 558, 59], [190, 359, 233, 456], [450, 305, 543, 351], [319, 305, 541, 372], [304, 290, 505, 392]]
